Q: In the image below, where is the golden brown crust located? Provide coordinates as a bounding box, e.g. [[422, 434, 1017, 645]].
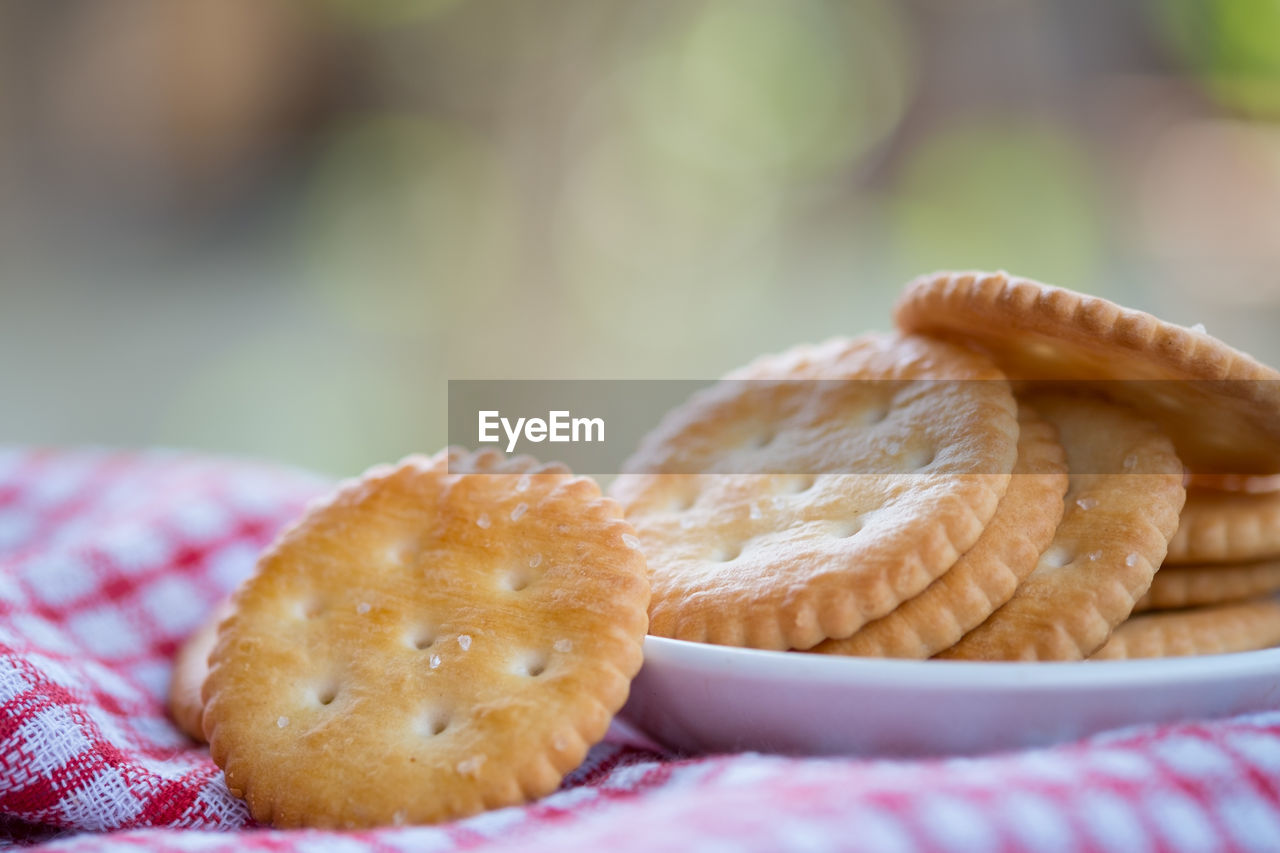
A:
[[893, 270, 1280, 474], [1166, 488, 1280, 565], [1185, 473, 1280, 494], [168, 598, 233, 742], [203, 450, 649, 828], [1091, 597, 1280, 659], [1135, 560, 1280, 612], [610, 333, 1019, 650], [810, 405, 1067, 659], [938, 394, 1186, 661]]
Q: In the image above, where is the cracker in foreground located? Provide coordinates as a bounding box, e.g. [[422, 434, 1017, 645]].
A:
[[610, 333, 1019, 650], [168, 598, 233, 743], [811, 404, 1067, 658], [893, 270, 1280, 474], [938, 393, 1185, 661], [1166, 488, 1280, 565], [1135, 560, 1280, 612], [203, 450, 649, 828], [1091, 597, 1280, 659]]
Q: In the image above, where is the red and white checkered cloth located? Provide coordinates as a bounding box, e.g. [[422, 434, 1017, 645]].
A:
[[2, 447, 1280, 851]]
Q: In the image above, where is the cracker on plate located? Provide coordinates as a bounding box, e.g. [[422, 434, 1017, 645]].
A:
[[1166, 488, 1280, 565], [1092, 597, 1280, 659], [1135, 560, 1280, 612], [611, 333, 1019, 650], [938, 393, 1185, 661], [811, 403, 1067, 658], [894, 270, 1280, 475]]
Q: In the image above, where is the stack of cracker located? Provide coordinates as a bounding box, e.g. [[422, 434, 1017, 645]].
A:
[[1101, 475, 1280, 659], [171, 449, 649, 828], [610, 271, 1280, 662], [169, 270, 1280, 829]]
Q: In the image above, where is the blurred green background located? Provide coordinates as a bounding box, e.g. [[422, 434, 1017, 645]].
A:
[[3, 0, 1280, 475]]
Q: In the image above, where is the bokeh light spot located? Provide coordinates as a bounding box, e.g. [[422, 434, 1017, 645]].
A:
[[320, 0, 464, 30], [297, 115, 519, 336], [891, 122, 1103, 289], [1153, 0, 1280, 117], [624, 0, 914, 183]]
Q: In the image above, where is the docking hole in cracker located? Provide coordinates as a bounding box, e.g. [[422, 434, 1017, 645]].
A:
[[202, 449, 649, 829], [610, 333, 1019, 651]]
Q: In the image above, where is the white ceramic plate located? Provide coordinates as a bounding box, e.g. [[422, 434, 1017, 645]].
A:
[[620, 636, 1280, 757]]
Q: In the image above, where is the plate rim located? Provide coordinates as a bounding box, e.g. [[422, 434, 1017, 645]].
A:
[[639, 634, 1280, 691]]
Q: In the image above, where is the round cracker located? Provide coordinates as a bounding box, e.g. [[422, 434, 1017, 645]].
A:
[[168, 598, 233, 742], [1134, 560, 1280, 613], [1185, 473, 1280, 494], [1091, 597, 1280, 660], [810, 404, 1067, 658], [1166, 488, 1280, 565], [938, 394, 1185, 661], [203, 450, 649, 828], [610, 333, 1019, 650], [893, 270, 1280, 474]]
